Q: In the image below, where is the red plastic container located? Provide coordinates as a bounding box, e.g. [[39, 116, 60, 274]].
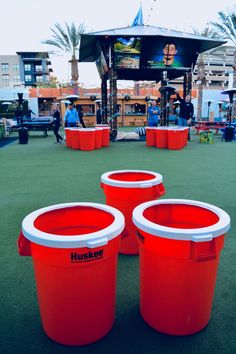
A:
[[168, 127, 185, 150], [100, 127, 110, 147], [70, 128, 80, 150], [146, 127, 157, 146], [17, 202, 125, 346], [101, 170, 165, 255], [64, 128, 73, 148], [78, 128, 95, 151], [155, 127, 169, 149], [133, 199, 231, 335], [94, 127, 103, 149]]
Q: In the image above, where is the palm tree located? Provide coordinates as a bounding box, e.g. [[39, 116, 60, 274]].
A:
[[192, 27, 220, 120], [42, 22, 86, 91], [211, 8, 236, 115]]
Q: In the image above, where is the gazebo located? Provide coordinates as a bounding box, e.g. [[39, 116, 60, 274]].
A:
[[79, 13, 225, 135]]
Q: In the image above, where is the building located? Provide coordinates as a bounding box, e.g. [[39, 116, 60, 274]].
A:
[[0, 52, 53, 89]]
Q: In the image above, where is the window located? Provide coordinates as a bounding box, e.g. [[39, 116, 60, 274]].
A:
[[36, 76, 43, 82], [2, 74, 9, 81], [14, 75, 20, 82], [13, 64, 19, 71], [24, 64, 31, 71], [1, 63, 9, 71], [35, 65, 42, 72], [25, 75, 32, 82]]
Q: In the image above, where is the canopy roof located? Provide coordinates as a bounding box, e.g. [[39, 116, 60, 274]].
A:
[[79, 25, 226, 81]]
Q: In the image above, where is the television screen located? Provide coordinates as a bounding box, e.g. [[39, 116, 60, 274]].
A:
[[114, 37, 141, 69], [141, 37, 198, 69], [113, 36, 198, 71], [95, 51, 108, 78]]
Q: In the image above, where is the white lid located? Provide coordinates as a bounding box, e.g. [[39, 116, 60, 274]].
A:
[[101, 169, 163, 188], [22, 202, 125, 248], [132, 199, 230, 242], [95, 127, 104, 131]]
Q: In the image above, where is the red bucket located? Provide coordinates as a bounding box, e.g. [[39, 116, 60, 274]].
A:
[[64, 128, 73, 148], [168, 127, 185, 150], [146, 127, 157, 146], [94, 127, 103, 149], [101, 170, 165, 255], [133, 199, 230, 335], [155, 127, 169, 149], [100, 127, 110, 147], [78, 128, 95, 151], [70, 128, 80, 150], [17, 202, 124, 346]]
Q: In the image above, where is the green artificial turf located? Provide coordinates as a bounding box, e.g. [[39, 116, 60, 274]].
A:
[[0, 129, 235, 354]]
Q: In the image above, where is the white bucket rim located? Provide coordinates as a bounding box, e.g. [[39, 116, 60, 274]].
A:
[[132, 199, 230, 242], [101, 169, 163, 188], [22, 202, 125, 248], [78, 128, 95, 132]]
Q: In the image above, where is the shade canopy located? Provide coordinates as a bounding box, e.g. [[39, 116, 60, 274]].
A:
[[79, 24, 226, 82]]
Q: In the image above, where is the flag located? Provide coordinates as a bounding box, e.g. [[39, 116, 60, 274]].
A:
[[131, 5, 144, 26]]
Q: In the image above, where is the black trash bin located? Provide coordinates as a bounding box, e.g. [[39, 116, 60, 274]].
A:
[[18, 127, 28, 144]]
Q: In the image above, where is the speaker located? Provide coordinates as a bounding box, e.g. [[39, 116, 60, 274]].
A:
[[90, 95, 97, 101]]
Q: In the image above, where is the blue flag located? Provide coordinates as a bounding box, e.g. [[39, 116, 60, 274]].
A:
[[131, 6, 144, 26]]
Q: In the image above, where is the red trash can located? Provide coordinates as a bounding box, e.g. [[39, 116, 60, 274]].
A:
[[101, 170, 165, 255], [17, 202, 125, 346], [155, 127, 169, 149], [133, 199, 231, 335], [78, 128, 95, 151]]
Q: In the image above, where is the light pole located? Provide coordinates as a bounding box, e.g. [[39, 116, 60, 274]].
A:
[[221, 88, 236, 125]]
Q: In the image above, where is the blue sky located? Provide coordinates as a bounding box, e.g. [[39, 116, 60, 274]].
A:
[[1, 0, 235, 87]]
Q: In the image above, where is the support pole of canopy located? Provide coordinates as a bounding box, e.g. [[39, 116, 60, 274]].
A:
[[160, 71, 168, 126], [101, 75, 108, 124], [109, 67, 118, 137]]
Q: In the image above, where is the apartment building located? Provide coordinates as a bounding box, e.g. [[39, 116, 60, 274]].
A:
[[0, 52, 53, 88]]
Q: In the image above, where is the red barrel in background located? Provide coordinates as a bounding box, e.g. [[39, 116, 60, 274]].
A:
[[133, 199, 230, 335], [17, 202, 125, 346], [101, 170, 165, 255]]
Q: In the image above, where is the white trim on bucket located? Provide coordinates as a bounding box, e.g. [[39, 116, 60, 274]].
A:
[[132, 199, 230, 242], [22, 203, 125, 249], [101, 169, 163, 188]]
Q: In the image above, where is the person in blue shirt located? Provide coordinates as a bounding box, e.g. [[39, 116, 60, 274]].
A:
[[148, 100, 160, 126], [64, 104, 78, 127]]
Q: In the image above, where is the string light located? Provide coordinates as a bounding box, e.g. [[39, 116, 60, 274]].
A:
[[146, 0, 157, 24]]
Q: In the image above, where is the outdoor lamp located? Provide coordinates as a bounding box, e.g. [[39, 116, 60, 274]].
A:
[[205, 99, 214, 120], [221, 88, 236, 124]]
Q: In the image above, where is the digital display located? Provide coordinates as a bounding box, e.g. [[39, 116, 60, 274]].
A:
[[114, 37, 141, 69], [113, 37, 198, 70], [95, 51, 108, 78]]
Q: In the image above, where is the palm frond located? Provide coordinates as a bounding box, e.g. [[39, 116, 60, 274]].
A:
[[210, 8, 236, 45]]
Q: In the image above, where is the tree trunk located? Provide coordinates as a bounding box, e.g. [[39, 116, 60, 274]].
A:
[[70, 55, 79, 94], [196, 55, 205, 121]]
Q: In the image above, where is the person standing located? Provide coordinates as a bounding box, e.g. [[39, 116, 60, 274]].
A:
[[64, 104, 78, 127], [96, 103, 102, 125], [175, 90, 194, 140], [147, 100, 160, 126], [53, 107, 63, 143]]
